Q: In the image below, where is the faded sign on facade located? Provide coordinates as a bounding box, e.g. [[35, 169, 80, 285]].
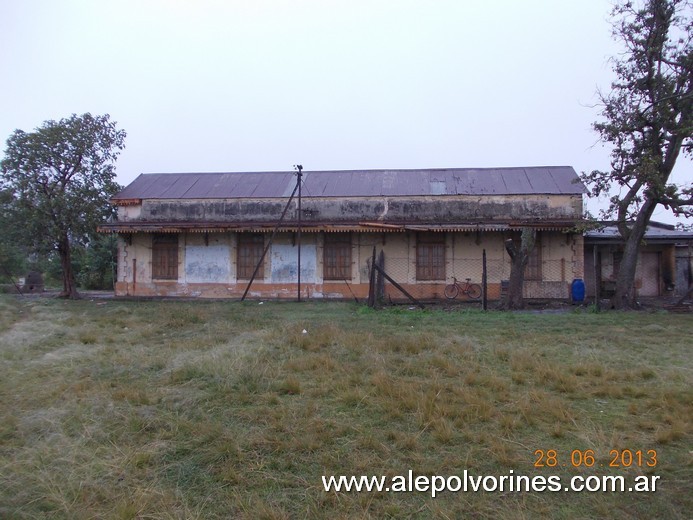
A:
[[185, 244, 230, 283], [270, 244, 316, 283]]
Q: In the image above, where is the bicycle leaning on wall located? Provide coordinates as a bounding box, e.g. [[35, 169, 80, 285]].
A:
[[444, 277, 482, 300]]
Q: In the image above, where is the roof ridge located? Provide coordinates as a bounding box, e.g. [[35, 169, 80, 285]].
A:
[[136, 166, 575, 176]]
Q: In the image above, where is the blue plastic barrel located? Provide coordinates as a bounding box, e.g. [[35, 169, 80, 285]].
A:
[[571, 278, 585, 303]]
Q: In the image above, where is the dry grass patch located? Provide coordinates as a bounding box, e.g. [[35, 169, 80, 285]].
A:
[[0, 297, 690, 519]]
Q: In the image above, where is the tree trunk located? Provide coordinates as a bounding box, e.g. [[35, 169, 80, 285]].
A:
[[505, 256, 526, 309], [611, 200, 657, 309], [58, 233, 79, 299], [502, 228, 536, 310], [611, 231, 641, 309]]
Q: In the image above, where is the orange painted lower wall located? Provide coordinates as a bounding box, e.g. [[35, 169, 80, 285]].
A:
[[114, 281, 510, 301]]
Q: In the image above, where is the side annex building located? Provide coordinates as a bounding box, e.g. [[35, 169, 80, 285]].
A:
[[99, 167, 587, 301]]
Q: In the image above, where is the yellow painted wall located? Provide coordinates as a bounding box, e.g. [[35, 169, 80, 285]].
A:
[[114, 230, 581, 300]]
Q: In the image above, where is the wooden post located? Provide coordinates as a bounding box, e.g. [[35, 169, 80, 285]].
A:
[[368, 246, 376, 307], [593, 245, 600, 311], [482, 249, 487, 311], [373, 263, 423, 309], [376, 250, 385, 307]]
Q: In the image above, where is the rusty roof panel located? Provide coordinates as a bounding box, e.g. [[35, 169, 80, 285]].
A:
[[161, 175, 199, 198], [113, 167, 586, 200], [499, 169, 530, 193], [526, 168, 560, 193]]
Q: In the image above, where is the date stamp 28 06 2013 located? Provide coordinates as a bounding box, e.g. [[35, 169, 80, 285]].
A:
[[533, 449, 657, 469]]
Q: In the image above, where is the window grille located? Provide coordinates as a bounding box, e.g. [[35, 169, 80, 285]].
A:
[[237, 234, 264, 279], [416, 233, 446, 281], [152, 234, 178, 280], [323, 233, 352, 280]]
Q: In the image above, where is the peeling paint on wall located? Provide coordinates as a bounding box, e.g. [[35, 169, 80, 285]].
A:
[[137, 194, 582, 224], [185, 244, 230, 283], [270, 244, 316, 283]]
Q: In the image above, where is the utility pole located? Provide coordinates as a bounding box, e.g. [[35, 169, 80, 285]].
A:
[[294, 164, 303, 302]]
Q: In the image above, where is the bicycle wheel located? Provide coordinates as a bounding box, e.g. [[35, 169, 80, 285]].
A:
[[444, 283, 459, 299], [466, 284, 482, 300]]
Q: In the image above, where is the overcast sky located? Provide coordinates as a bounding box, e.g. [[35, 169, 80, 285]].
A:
[[1, 0, 691, 225]]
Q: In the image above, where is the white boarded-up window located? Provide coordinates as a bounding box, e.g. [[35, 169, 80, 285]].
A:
[[185, 244, 230, 283]]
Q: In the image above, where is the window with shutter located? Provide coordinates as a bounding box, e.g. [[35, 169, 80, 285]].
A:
[[152, 234, 178, 280], [416, 233, 446, 281], [237, 234, 264, 280], [323, 233, 352, 280]]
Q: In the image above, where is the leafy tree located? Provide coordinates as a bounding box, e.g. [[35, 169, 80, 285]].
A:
[[582, 0, 692, 308], [0, 188, 26, 288], [0, 113, 125, 298]]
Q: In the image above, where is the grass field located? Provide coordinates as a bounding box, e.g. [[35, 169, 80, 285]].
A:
[[0, 295, 691, 519]]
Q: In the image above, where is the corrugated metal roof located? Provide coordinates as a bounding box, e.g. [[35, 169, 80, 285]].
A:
[[585, 222, 693, 243], [113, 166, 585, 200]]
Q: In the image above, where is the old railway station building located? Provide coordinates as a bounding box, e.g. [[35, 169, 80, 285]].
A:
[[99, 167, 586, 301]]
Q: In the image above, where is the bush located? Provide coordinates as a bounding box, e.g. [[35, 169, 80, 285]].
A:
[[76, 235, 117, 290]]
